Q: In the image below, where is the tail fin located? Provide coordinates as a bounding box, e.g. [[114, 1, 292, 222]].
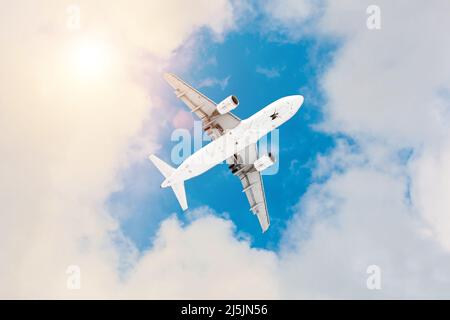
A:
[[149, 154, 188, 211]]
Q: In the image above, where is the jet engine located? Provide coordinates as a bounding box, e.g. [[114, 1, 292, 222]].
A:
[[253, 153, 276, 172], [216, 95, 239, 114]]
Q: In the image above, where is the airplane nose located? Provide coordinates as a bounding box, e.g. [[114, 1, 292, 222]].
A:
[[287, 95, 304, 113], [292, 95, 304, 109]]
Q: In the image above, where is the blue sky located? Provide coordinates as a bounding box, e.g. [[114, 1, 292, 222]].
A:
[[108, 28, 337, 250]]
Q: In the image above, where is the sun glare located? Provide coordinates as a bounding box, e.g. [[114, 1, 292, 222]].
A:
[[68, 37, 115, 80]]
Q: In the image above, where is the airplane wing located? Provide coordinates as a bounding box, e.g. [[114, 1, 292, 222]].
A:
[[227, 143, 270, 232], [164, 73, 241, 139]]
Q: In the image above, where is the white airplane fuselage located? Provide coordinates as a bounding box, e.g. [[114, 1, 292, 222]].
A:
[[161, 95, 304, 188]]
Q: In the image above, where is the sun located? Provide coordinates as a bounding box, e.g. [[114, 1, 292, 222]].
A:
[[68, 36, 115, 80]]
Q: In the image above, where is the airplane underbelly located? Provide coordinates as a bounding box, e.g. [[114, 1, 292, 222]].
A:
[[173, 141, 231, 182], [169, 124, 270, 184]]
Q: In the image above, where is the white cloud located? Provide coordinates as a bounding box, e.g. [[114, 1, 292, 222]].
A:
[[411, 140, 450, 250], [83, 0, 235, 58], [0, 0, 238, 298], [280, 165, 450, 299], [317, 1, 450, 146], [197, 75, 231, 90], [261, 0, 450, 298], [123, 209, 280, 299], [262, 0, 323, 40], [256, 66, 283, 78], [313, 0, 450, 254]]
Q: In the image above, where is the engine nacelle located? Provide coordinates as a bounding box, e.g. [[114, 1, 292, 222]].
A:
[[254, 153, 276, 172], [216, 95, 239, 114]]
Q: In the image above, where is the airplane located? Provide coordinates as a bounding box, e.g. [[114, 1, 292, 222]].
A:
[[149, 73, 304, 232]]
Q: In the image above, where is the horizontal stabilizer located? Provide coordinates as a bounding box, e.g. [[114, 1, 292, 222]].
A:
[[149, 154, 188, 211], [172, 182, 188, 211], [149, 154, 174, 178]]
